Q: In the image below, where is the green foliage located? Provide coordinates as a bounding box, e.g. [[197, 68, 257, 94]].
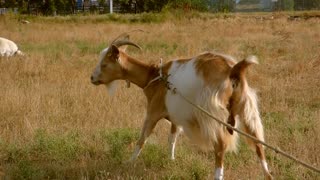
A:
[[275, 0, 295, 11], [1, 0, 240, 15], [41, 0, 56, 15], [210, 0, 236, 12], [22, 41, 73, 60], [139, 12, 166, 23], [166, 0, 211, 11], [75, 40, 100, 55], [284, 0, 294, 10], [143, 40, 178, 55], [102, 128, 139, 163], [3, 0, 18, 8], [4, 143, 30, 163], [188, 159, 210, 180], [114, 0, 169, 13], [10, 160, 46, 179], [105, 13, 167, 23], [31, 129, 83, 162], [142, 144, 169, 168], [294, 0, 320, 10], [0, 129, 85, 179], [237, 0, 260, 4], [4, 129, 84, 163]]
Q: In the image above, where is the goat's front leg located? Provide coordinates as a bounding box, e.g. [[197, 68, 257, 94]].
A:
[[129, 114, 160, 162], [168, 123, 182, 160]]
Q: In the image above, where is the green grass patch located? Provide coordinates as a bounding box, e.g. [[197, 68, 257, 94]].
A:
[[1, 129, 84, 179], [31, 129, 83, 162], [143, 40, 178, 55], [75, 40, 105, 55], [142, 144, 169, 168], [188, 158, 210, 180], [22, 41, 73, 58], [101, 128, 139, 163]]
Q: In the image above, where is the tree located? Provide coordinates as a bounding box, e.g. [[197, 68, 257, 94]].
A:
[[274, 0, 294, 10], [294, 0, 320, 10], [43, 0, 56, 15], [210, 0, 236, 12], [4, 0, 18, 8], [113, 0, 169, 13], [167, 0, 211, 11]]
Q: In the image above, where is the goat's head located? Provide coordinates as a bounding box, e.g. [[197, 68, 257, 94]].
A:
[[90, 35, 141, 86]]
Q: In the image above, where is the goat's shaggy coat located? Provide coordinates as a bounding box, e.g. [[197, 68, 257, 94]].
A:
[[91, 38, 273, 180], [0, 37, 23, 57]]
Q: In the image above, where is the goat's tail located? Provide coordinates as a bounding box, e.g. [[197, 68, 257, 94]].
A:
[[230, 55, 258, 85], [228, 55, 265, 149]]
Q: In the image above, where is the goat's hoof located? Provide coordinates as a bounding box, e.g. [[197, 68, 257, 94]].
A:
[[214, 178, 223, 180], [266, 174, 273, 180], [265, 171, 273, 180]]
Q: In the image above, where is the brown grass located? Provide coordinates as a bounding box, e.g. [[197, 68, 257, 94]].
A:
[[0, 12, 319, 179]]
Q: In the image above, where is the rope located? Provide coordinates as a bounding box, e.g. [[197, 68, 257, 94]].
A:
[[167, 85, 320, 174], [144, 58, 168, 90]]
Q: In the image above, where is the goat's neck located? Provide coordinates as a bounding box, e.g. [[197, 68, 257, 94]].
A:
[[120, 54, 157, 89]]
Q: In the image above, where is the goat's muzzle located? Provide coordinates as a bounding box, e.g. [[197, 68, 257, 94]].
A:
[[90, 76, 101, 85]]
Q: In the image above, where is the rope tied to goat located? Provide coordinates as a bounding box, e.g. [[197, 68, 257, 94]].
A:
[[144, 58, 320, 174]]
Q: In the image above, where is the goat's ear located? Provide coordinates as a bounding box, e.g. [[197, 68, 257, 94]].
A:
[[107, 45, 120, 59]]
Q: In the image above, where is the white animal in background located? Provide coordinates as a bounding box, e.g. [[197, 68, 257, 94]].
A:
[[90, 34, 273, 180], [0, 37, 24, 57], [20, 20, 30, 24]]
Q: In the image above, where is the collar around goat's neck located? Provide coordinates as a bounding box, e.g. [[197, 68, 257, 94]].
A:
[[143, 58, 170, 90], [120, 57, 167, 90]]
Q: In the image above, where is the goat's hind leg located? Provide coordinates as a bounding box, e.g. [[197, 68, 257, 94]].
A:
[[243, 123, 273, 180], [213, 137, 226, 180], [168, 123, 182, 160]]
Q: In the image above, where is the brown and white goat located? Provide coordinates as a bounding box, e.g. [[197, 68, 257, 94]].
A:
[[90, 37, 273, 180]]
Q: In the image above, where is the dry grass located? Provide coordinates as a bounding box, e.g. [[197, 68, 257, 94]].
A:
[[0, 12, 319, 179]]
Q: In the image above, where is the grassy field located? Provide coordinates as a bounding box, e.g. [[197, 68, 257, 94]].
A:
[[0, 12, 319, 179]]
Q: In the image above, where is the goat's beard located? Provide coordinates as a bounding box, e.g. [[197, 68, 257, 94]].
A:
[[105, 80, 119, 96]]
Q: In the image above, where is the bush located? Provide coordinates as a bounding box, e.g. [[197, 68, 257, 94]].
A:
[[210, 0, 236, 12], [31, 129, 83, 162], [142, 144, 169, 168], [166, 0, 211, 11], [283, 0, 294, 10], [275, 0, 295, 11], [102, 128, 139, 163]]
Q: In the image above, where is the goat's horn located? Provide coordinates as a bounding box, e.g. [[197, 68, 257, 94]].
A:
[[112, 40, 142, 50], [111, 30, 145, 44], [111, 33, 129, 44]]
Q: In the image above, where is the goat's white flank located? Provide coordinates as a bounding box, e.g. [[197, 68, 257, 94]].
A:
[[165, 59, 204, 132], [90, 38, 273, 180], [0, 37, 24, 57]]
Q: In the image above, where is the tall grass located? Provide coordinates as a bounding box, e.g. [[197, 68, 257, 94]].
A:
[[0, 12, 319, 179]]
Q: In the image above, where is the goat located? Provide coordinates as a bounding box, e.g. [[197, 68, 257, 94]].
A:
[[90, 35, 273, 180], [0, 37, 24, 57]]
